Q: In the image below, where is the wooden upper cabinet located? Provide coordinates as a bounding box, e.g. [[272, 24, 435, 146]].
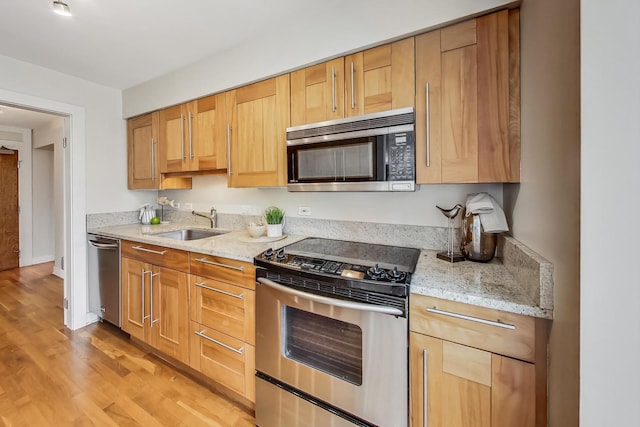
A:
[[290, 57, 344, 126], [290, 38, 415, 126], [415, 8, 520, 184], [127, 112, 191, 190], [345, 37, 415, 117], [158, 97, 227, 174], [228, 74, 290, 187]]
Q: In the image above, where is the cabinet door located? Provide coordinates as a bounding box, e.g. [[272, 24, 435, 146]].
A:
[[149, 266, 189, 364], [345, 38, 415, 117], [290, 58, 344, 126], [121, 257, 149, 342], [193, 93, 228, 171], [410, 332, 536, 427], [159, 104, 187, 173], [411, 332, 491, 427], [415, 10, 519, 184], [229, 74, 290, 187], [127, 113, 159, 189]]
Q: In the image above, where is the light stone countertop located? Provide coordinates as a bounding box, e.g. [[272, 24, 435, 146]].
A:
[[88, 221, 553, 319], [87, 222, 306, 262], [411, 249, 552, 319]]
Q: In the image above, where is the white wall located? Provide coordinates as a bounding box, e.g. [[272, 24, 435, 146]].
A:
[[581, 0, 640, 425], [0, 54, 155, 214], [161, 176, 503, 228], [123, 0, 517, 118], [31, 145, 54, 263], [503, 0, 581, 425]]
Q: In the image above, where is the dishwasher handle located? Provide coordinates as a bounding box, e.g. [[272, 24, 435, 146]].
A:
[[88, 240, 119, 250]]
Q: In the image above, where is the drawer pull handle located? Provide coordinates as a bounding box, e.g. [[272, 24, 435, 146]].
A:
[[195, 330, 244, 355], [195, 282, 244, 299], [195, 257, 244, 272], [132, 245, 167, 255], [425, 307, 516, 330]]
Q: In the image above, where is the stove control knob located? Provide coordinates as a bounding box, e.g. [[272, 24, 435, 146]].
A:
[[264, 248, 274, 258], [276, 248, 286, 260]]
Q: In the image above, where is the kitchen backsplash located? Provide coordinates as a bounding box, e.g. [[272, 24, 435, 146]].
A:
[[87, 208, 450, 250]]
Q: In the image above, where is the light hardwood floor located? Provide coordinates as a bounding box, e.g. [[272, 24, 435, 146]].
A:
[[0, 263, 255, 426]]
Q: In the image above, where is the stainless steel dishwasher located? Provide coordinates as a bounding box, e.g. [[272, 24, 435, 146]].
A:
[[87, 233, 121, 327]]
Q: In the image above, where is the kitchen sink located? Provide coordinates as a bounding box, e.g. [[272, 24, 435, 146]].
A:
[[152, 229, 229, 241]]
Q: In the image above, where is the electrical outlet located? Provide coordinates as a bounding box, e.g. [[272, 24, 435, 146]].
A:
[[298, 206, 312, 216], [184, 203, 193, 210]]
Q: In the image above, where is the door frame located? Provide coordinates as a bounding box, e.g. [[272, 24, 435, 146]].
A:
[[0, 88, 87, 330]]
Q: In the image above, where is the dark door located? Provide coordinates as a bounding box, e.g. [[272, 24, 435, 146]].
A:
[[0, 147, 19, 271]]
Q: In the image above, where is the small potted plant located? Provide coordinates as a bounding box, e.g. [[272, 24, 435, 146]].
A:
[[264, 206, 285, 237]]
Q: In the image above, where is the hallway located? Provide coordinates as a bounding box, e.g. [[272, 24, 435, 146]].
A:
[[0, 263, 255, 426]]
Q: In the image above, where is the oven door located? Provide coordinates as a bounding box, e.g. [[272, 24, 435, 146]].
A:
[[255, 277, 408, 427]]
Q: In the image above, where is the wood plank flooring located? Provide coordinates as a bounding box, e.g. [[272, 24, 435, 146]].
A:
[[0, 263, 255, 426]]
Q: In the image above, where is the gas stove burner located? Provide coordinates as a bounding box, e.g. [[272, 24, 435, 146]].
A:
[[367, 264, 388, 280], [389, 266, 407, 282]]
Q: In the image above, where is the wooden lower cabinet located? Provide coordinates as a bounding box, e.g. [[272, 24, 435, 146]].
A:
[[188, 254, 257, 402], [410, 333, 535, 427], [410, 294, 546, 427], [121, 245, 190, 365], [189, 321, 256, 401]]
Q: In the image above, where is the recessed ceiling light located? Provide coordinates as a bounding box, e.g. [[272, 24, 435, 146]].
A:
[[53, 0, 72, 17]]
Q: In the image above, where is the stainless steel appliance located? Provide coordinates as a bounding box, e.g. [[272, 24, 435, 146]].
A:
[[254, 238, 421, 427], [286, 107, 415, 192], [87, 234, 121, 327]]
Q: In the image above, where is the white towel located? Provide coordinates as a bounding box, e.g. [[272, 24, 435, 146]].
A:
[[465, 193, 509, 233]]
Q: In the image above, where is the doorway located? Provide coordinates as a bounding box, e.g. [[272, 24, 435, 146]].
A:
[[0, 88, 88, 331], [0, 147, 19, 271]]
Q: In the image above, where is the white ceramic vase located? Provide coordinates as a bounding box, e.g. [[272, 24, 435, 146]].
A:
[[266, 223, 283, 238]]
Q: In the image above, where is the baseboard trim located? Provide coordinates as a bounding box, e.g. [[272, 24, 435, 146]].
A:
[[31, 255, 55, 265], [53, 267, 64, 279]]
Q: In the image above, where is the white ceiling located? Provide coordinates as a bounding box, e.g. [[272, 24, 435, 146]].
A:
[[0, 0, 311, 91], [0, 104, 62, 128]]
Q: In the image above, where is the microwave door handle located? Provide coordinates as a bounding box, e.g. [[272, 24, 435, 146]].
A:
[[342, 150, 346, 181], [257, 277, 403, 316]]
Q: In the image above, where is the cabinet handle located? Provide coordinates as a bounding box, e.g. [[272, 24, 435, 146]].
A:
[[350, 62, 355, 110], [195, 282, 244, 299], [195, 330, 244, 355], [331, 66, 336, 113], [180, 113, 185, 161], [425, 82, 431, 167], [423, 348, 428, 427], [194, 257, 244, 272], [226, 124, 232, 176], [141, 269, 150, 323], [150, 272, 159, 326], [131, 245, 167, 255], [188, 111, 194, 160], [150, 137, 156, 181], [425, 307, 516, 330]]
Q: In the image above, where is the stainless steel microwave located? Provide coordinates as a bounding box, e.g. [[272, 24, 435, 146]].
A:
[[286, 107, 416, 192]]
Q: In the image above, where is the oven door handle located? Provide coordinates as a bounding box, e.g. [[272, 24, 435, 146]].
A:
[[257, 277, 403, 316]]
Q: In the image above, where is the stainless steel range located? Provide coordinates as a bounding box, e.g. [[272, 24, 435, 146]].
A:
[[254, 237, 420, 427]]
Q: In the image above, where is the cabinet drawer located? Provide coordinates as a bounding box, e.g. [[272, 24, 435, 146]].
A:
[[121, 240, 189, 271], [189, 321, 255, 402], [190, 276, 255, 345], [410, 294, 536, 362], [190, 254, 255, 290]]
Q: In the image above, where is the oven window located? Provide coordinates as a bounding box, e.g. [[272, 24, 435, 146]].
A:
[[283, 306, 363, 385]]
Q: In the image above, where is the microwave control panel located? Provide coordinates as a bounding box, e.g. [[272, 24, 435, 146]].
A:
[[388, 132, 415, 181]]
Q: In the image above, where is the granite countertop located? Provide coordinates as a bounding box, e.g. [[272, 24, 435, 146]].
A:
[[88, 222, 553, 319], [87, 222, 305, 262], [411, 250, 552, 319]]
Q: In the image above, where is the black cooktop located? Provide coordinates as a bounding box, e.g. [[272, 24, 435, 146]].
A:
[[254, 237, 421, 289]]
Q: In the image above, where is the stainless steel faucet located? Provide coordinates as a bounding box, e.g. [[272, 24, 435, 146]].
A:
[[192, 207, 217, 228]]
